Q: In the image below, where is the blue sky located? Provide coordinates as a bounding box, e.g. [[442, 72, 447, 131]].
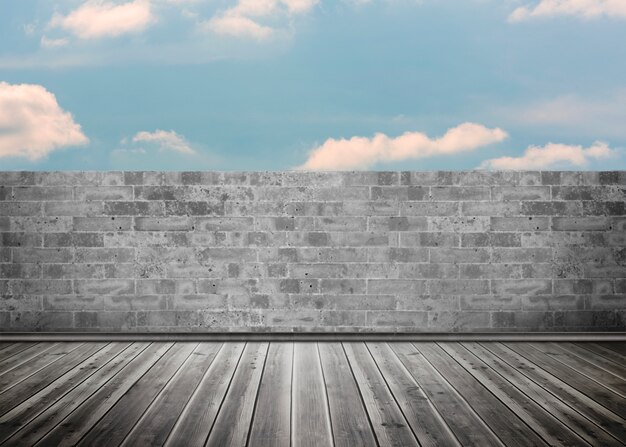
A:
[[1, 0, 625, 171]]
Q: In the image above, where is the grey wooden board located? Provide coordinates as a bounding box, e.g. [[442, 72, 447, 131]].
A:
[[530, 342, 626, 396], [318, 342, 377, 447], [0, 342, 129, 444], [343, 342, 419, 447], [76, 342, 196, 447], [164, 342, 245, 447], [205, 342, 269, 447], [367, 342, 461, 447], [0, 341, 623, 447], [414, 342, 548, 447], [439, 342, 588, 447], [0, 343, 103, 415], [576, 342, 626, 367], [483, 342, 626, 443], [561, 342, 626, 379], [597, 341, 626, 356], [464, 342, 623, 446], [0, 342, 38, 360], [390, 342, 503, 447], [0, 343, 56, 375], [6, 343, 147, 447], [120, 342, 222, 447], [248, 342, 293, 447], [508, 342, 626, 418], [37, 342, 173, 447], [291, 342, 334, 447]]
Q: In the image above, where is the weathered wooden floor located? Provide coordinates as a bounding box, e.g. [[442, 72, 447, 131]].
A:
[[0, 341, 624, 446]]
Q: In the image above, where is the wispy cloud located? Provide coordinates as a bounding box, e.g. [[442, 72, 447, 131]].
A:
[[0, 82, 89, 160], [204, 0, 318, 40], [296, 123, 508, 170], [40, 36, 69, 48], [496, 90, 626, 138], [131, 129, 196, 153], [480, 141, 616, 170], [48, 0, 155, 40], [510, 0, 626, 22]]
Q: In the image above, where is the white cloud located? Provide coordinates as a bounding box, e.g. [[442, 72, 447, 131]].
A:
[[0, 82, 89, 160], [206, 15, 275, 39], [510, 0, 626, 21], [48, 0, 155, 39], [296, 123, 508, 170], [40, 36, 70, 48], [131, 129, 196, 153], [480, 141, 615, 170], [204, 0, 318, 40]]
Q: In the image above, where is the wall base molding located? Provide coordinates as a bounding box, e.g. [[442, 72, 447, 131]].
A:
[[1, 332, 624, 342]]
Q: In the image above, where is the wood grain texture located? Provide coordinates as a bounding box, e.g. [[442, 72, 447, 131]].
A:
[[0, 341, 623, 447]]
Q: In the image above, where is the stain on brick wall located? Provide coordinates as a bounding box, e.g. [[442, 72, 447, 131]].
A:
[[0, 171, 624, 332]]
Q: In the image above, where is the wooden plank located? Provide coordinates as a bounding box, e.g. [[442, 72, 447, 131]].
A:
[[0, 342, 130, 444], [415, 342, 548, 447], [576, 342, 626, 366], [439, 342, 589, 447], [367, 342, 460, 447], [318, 342, 377, 447], [291, 342, 334, 447], [597, 341, 626, 356], [482, 342, 626, 443], [120, 343, 222, 446], [5, 343, 149, 447], [390, 342, 502, 447], [343, 342, 419, 446], [464, 342, 623, 447], [0, 342, 82, 393], [164, 342, 245, 447], [0, 343, 104, 416], [75, 342, 197, 447], [507, 342, 626, 418], [36, 342, 173, 447], [562, 343, 626, 379], [0, 343, 55, 374], [530, 342, 626, 396], [0, 342, 37, 360], [248, 342, 293, 447], [205, 342, 269, 447]]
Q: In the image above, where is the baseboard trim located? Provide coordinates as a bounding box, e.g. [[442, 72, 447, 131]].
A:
[[1, 332, 624, 342]]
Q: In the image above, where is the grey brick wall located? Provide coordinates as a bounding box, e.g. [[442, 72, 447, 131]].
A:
[[0, 170, 624, 333]]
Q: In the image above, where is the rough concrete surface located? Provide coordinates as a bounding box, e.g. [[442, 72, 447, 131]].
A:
[[0, 171, 624, 332]]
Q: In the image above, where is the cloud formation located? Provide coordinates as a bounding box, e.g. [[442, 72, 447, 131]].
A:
[[131, 129, 195, 153], [480, 141, 615, 170], [510, 0, 626, 22], [205, 0, 318, 40], [0, 82, 89, 160], [48, 0, 155, 39], [296, 123, 508, 170]]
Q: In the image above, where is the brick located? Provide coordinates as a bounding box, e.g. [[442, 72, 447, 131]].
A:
[[461, 233, 520, 247], [104, 295, 167, 310], [491, 216, 550, 231], [460, 264, 521, 279], [137, 279, 195, 295], [10, 279, 73, 295], [314, 217, 366, 231], [11, 216, 73, 232], [75, 248, 135, 263], [491, 279, 552, 295], [10, 311, 73, 330], [319, 279, 366, 294], [400, 201, 459, 216], [368, 247, 429, 263], [366, 311, 427, 326], [428, 216, 490, 232], [461, 201, 520, 216], [396, 295, 458, 311], [44, 233, 104, 247], [431, 186, 490, 201], [520, 201, 582, 216], [554, 310, 617, 328], [1, 232, 42, 247], [461, 295, 521, 310], [552, 186, 625, 201], [492, 248, 552, 263], [428, 311, 490, 330], [12, 248, 73, 263], [0, 202, 41, 216], [44, 201, 104, 216], [399, 264, 458, 279], [492, 186, 550, 201], [44, 296, 104, 311], [0, 171, 35, 185], [428, 279, 489, 295], [368, 279, 427, 295], [104, 201, 164, 216], [430, 248, 490, 263], [342, 201, 399, 216], [371, 186, 428, 200], [135, 217, 192, 231], [74, 279, 135, 295], [492, 311, 554, 329], [43, 264, 105, 279], [12, 186, 73, 201], [582, 202, 626, 215], [552, 217, 608, 231], [399, 232, 459, 247], [74, 217, 133, 231], [368, 216, 427, 231], [522, 296, 584, 311], [75, 186, 133, 201], [0, 264, 41, 279], [164, 201, 224, 216]]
